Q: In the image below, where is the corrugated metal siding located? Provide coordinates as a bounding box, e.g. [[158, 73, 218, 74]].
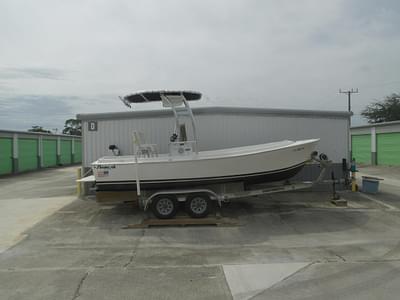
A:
[[351, 134, 371, 164], [42, 139, 57, 167], [83, 115, 174, 166], [18, 138, 38, 172], [0, 130, 81, 175], [74, 141, 82, 163], [82, 112, 348, 167], [0, 137, 13, 175], [377, 133, 400, 165], [196, 114, 348, 162], [60, 140, 72, 164]]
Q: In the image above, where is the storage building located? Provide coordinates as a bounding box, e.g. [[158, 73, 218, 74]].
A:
[[0, 130, 82, 175], [351, 121, 400, 166]]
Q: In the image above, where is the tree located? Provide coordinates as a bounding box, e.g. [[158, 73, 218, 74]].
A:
[[28, 125, 51, 133], [62, 119, 82, 136], [361, 93, 400, 123]]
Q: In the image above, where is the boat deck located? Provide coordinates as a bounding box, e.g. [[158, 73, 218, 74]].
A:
[[94, 139, 317, 165]]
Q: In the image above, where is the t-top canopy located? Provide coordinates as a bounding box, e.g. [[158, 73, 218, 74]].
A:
[[123, 90, 201, 104]]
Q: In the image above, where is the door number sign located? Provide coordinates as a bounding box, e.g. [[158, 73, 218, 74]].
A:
[[88, 121, 98, 131]]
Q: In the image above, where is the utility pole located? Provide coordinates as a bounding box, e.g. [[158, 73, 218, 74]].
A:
[[339, 88, 359, 112], [339, 88, 359, 169]]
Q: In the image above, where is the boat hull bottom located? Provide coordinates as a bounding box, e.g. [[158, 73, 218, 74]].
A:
[[95, 163, 306, 192]]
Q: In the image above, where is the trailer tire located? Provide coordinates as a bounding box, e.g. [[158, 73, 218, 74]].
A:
[[185, 193, 211, 218], [151, 195, 178, 219]]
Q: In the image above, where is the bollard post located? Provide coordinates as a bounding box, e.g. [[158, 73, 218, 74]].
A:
[[77, 167, 82, 197], [331, 171, 347, 207], [331, 171, 340, 200]]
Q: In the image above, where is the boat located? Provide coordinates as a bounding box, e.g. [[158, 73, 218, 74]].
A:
[[92, 90, 319, 192]]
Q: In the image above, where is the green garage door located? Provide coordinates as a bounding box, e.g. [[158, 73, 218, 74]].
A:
[[352, 134, 371, 164], [60, 140, 72, 165], [74, 141, 82, 163], [377, 133, 400, 165], [18, 138, 38, 172], [0, 137, 13, 175], [43, 139, 57, 167]]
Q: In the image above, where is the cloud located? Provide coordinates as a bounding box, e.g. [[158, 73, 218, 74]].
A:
[[0, 94, 76, 131], [0, 0, 399, 129], [0, 67, 66, 80], [0, 81, 11, 92]]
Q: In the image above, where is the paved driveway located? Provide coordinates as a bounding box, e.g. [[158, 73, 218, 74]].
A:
[[0, 167, 77, 253], [1, 167, 400, 299]]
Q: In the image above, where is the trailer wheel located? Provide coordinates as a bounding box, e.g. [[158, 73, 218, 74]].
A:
[[185, 193, 211, 218], [151, 195, 178, 219]]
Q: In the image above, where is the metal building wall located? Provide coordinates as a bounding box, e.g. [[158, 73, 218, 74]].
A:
[[351, 121, 400, 165], [351, 135, 371, 164], [195, 114, 347, 163], [0, 130, 82, 175], [0, 137, 13, 175], [80, 107, 349, 168], [82, 115, 173, 167]]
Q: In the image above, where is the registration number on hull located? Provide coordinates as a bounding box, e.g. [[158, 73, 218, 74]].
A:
[[293, 147, 305, 152], [94, 165, 116, 177], [97, 170, 109, 177]]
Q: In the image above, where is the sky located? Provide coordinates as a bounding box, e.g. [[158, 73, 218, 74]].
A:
[[0, 0, 399, 131]]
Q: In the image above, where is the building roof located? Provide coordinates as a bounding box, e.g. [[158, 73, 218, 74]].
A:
[[0, 129, 81, 138], [351, 120, 400, 129], [77, 106, 351, 121]]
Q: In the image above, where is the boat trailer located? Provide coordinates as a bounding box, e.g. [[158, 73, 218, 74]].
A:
[[137, 153, 332, 219]]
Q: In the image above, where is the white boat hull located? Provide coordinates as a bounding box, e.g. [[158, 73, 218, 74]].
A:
[[92, 139, 319, 191]]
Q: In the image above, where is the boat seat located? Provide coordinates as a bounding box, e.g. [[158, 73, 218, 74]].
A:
[[133, 131, 158, 157]]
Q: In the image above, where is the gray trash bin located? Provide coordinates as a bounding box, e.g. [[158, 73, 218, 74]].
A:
[[362, 176, 383, 194]]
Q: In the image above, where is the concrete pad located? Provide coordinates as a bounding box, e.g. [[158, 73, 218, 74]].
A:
[[0, 196, 76, 253], [0, 269, 85, 300], [358, 193, 399, 211], [252, 261, 400, 300], [2, 167, 400, 299], [0, 167, 77, 253], [77, 266, 231, 300], [357, 166, 400, 211], [223, 262, 309, 300]]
